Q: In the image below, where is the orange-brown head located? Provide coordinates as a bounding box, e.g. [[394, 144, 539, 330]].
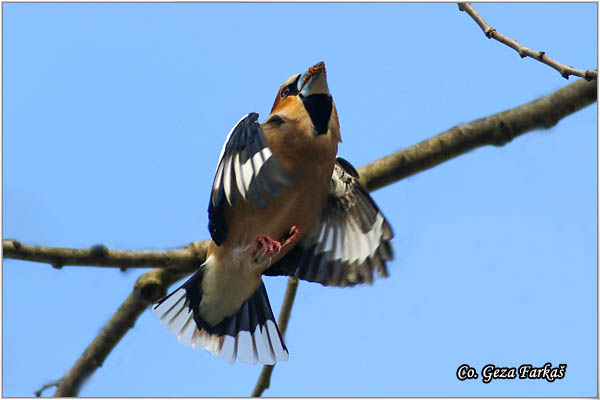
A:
[[266, 62, 340, 142]]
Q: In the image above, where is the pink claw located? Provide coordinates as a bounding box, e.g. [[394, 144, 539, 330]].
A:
[[252, 234, 282, 257], [250, 226, 300, 259], [282, 225, 299, 246]]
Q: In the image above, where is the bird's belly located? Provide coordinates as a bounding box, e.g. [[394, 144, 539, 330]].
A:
[[200, 163, 332, 326], [230, 183, 327, 262], [198, 254, 261, 326]]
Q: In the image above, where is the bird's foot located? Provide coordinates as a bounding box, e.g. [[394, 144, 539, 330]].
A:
[[252, 234, 282, 258], [250, 226, 299, 261]]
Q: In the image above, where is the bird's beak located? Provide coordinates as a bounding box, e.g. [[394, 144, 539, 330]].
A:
[[298, 62, 330, 97]]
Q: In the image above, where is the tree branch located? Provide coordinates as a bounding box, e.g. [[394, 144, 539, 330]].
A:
[[5, 80, 596, 269], [358, 78, 597, 192], [251, 277, 299, 397], [458, 2, 597, 81], [4, 77, 595, 396], [2, 239, 208, 272], [51, 267, 196, 397]]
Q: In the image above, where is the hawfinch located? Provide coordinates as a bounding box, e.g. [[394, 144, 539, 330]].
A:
[[153, 62, 394, 365]]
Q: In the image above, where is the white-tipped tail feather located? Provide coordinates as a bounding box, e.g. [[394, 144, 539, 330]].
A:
[[152, 265, 288, 365]]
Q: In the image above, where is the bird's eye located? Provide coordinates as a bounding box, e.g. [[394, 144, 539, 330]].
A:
[[280, 76, 300, 99]]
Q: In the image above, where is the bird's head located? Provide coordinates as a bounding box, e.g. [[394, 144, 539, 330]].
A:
[[266, 62, 340, 141]]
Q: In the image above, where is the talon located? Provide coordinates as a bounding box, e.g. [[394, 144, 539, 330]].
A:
[[283, 225, 299, 246], [252, 234, 282, 257], [249, 227, 299, 263]]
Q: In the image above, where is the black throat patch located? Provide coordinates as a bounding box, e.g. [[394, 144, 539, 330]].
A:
[[301, 94, 333, 135]]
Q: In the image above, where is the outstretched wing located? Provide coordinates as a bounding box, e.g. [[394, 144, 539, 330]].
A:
[[264, 157, 394, 287], [208, 113, 293, 246]]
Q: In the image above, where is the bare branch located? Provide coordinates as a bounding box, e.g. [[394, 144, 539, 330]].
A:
[[251, 277, 299, 397], [3, 78, 594, 396], [458, 3, 597, 81], [4, 80, 596, 269], [2, 239, 208, 272], [358, 78, 597, 192], [52, 267, 195, 397]]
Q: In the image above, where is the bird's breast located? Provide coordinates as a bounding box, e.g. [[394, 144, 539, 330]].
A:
[[201, 120, 338, 325], [212, 168, 331, 265], [200, 173, 331, 326]]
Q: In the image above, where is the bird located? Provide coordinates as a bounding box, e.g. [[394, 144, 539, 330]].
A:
[[152, 61, 394, 365]]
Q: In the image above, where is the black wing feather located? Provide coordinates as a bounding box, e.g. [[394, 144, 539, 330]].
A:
[[208, 113, 293, 245]]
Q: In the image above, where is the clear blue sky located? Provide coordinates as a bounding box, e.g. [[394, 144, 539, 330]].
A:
[[3, 2, 597, 397]]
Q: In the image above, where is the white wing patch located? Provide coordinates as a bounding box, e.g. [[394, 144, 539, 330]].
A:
[[211, 115, 278, 207], [215, 114, 248, 173], [340, 213, 386, 264], [218, 148, 274, 206], [209, 112, 293, 246], [264, 157, 394, 287]]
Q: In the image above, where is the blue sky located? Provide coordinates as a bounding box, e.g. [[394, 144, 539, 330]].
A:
[[3, 2, 597, 397]]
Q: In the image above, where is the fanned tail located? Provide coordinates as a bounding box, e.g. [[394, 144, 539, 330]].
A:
[[152, 258, 288, 365]]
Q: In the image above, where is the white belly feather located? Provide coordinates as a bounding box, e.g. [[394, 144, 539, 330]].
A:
[[198, 251, 263, 326]]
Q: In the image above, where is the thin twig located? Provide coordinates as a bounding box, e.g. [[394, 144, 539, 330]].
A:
[[458, 3, 597, 81], [251, 277, 299, 397], [3, 78, 595, 396], [34, 380, 60, 397]]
